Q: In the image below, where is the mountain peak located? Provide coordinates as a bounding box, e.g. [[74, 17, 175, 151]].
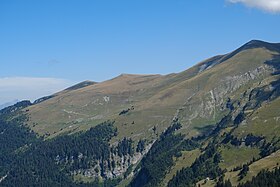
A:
[[64, 80, 96, 91], [241, 39, 280, 52], [244, 39, 269, 47]]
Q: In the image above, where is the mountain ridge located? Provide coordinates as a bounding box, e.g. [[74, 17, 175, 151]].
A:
[[0, 40, 279, 187], [23, 40, 279, 139]]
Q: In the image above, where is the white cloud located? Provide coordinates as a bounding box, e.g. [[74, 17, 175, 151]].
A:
[[228, 0, 280, 13], [0, 77, 74, 105]]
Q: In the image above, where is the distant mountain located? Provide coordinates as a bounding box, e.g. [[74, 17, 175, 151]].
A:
[[64, 80, 96, 91], [0, 40, 279, 187], [0, 99, 19, 110], [32, 81, 96, 105]]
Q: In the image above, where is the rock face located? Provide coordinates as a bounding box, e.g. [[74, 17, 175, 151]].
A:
[[63, 142, 155, 180], [71, 154, 137, 179], [176, 56, 278, 137]]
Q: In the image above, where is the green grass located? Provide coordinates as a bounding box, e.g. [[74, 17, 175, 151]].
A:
[[73, 174, 96, 183], [233, 97, 280, 141], [162, 149, 201, 186], [224, 150, 280, 186], [196, 179, 216, 187], [243, 150, 280, 181], [219, 146, 260, 171]]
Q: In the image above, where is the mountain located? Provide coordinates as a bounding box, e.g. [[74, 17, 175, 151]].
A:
[[0, 100, 19, 110], [0, 40, 279, 187]]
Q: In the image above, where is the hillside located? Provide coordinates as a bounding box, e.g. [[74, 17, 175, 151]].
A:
[[0, 40, 279, 187], [25, 40, 280, 140]]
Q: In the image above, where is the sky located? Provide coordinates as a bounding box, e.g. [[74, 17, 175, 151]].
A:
[[0, 0, 280, 105]]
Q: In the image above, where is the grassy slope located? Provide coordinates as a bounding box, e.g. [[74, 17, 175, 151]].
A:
[[219, 146, 260, 171], [162, 149, 201, 186], [13, 40, 280, 185], [196, 80, 280, 186], [194, 96, 280, 186], [233, 96, 280, 141], [224, 150, 280, 186], [25, 43, 278, 143]]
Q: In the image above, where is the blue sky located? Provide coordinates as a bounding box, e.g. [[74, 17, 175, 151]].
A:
[[0, 0, 280, 104]]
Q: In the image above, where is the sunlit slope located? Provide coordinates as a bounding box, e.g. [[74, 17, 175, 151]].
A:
[[25, 40, 280, 140], [221, 97, 280, 186]]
